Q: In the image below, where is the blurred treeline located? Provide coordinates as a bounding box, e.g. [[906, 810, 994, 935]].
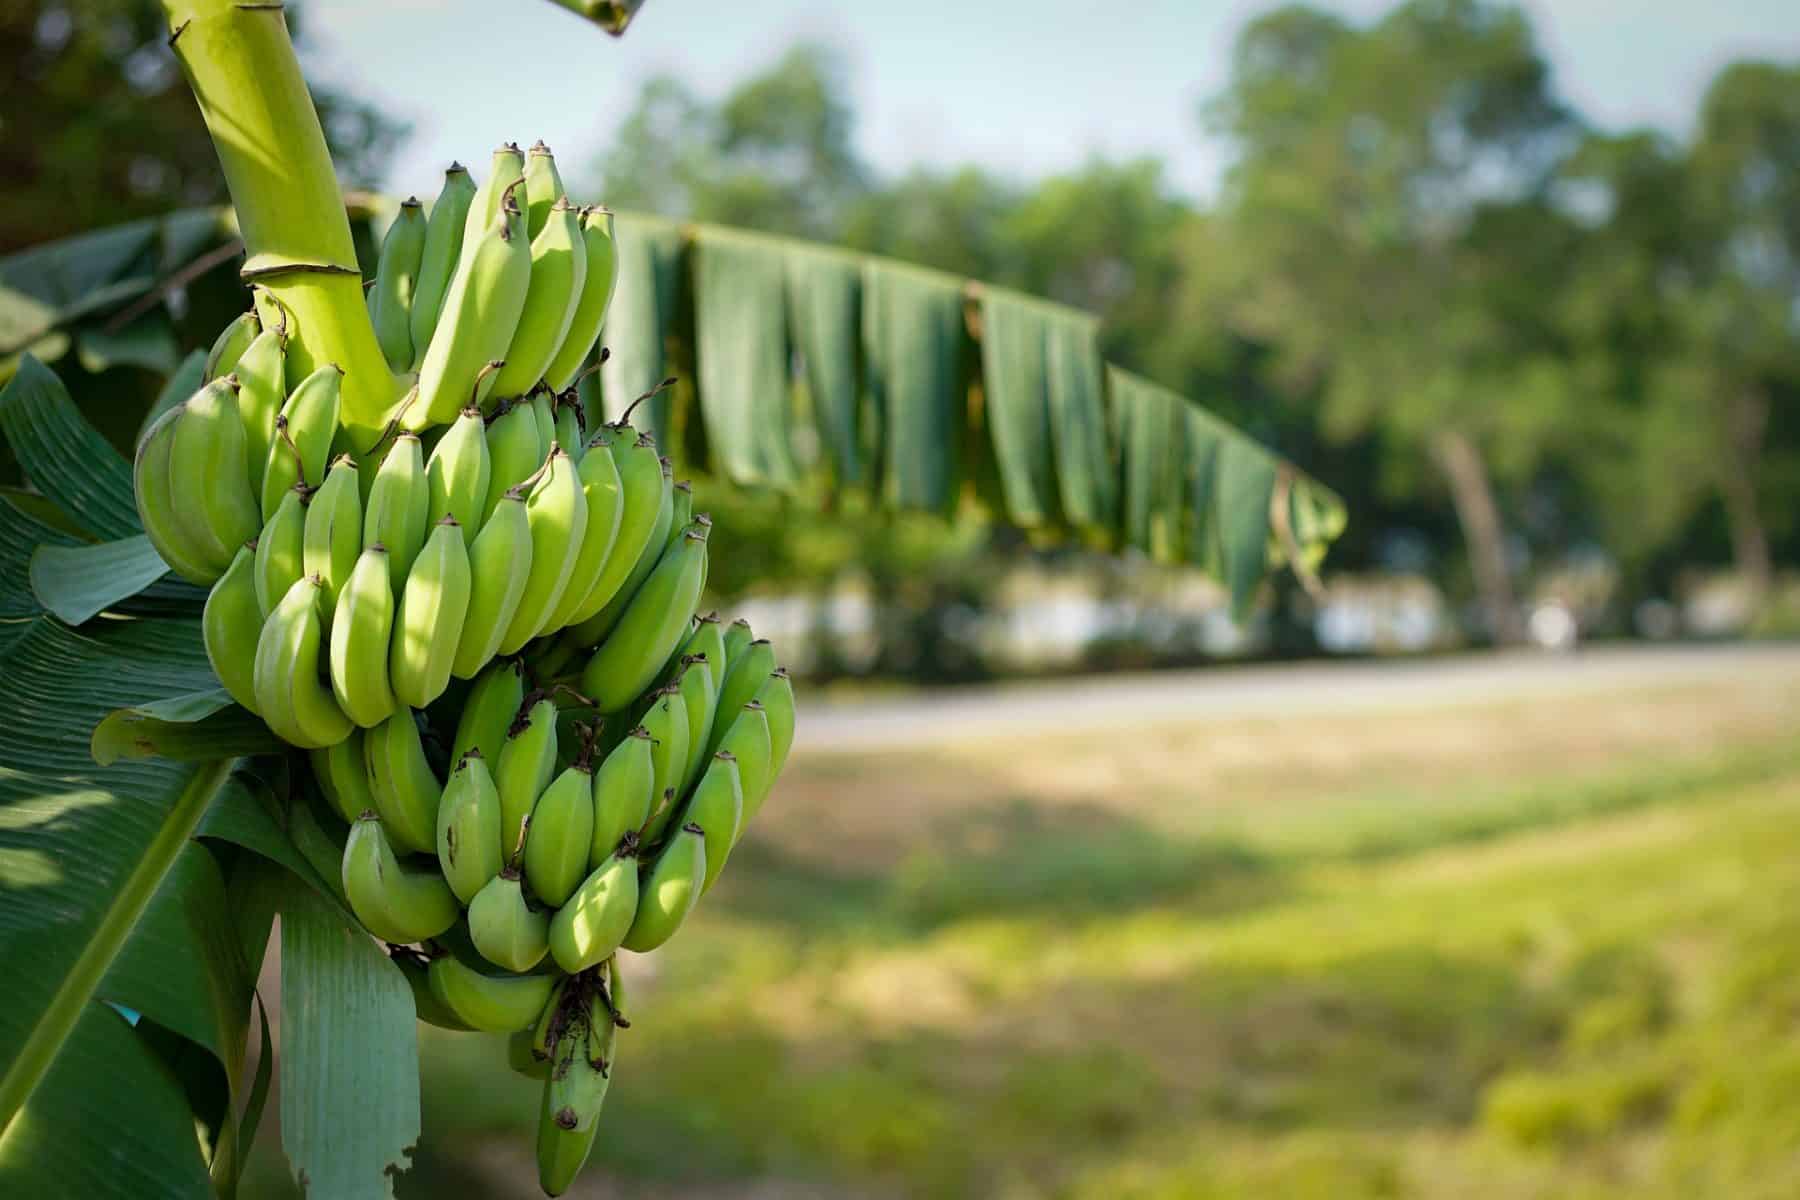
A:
[[7, 0, 1799, 672]]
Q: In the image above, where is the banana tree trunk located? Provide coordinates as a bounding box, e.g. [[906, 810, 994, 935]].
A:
[[162, 0, 396, 450], [1430, 428, 1523, 646]]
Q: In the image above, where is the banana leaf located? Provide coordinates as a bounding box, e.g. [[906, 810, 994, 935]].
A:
[[784, 241, 864, 487], [862, 259, 969, 515], [597, 214, 685, 447], [978, 288, 1057, 527], [692, 228, 795, 486]]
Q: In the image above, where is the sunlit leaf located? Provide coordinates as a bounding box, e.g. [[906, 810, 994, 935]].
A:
[[0, 356, 140, 541], [31, 536, 171, 626]]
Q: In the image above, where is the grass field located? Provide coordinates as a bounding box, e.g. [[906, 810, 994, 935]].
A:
[[298, 663, 1800, 1198]]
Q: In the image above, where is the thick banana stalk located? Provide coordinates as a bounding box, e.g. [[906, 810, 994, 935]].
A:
[[408, 162, 478, 367], [328, 544, 398, 728]]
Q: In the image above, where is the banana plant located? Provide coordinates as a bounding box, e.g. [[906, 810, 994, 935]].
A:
[[0, 1, 1342, 1197]]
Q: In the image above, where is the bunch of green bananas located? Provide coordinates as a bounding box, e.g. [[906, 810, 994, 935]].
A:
[[131, 141, 801, 1194]]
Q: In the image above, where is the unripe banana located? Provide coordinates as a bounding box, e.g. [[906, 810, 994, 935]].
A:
[[436, 750, 504, 904], [260, 364, 341, 520], [496, 695, 560, 858], [509, 1029, 549, 1080], [412, 181, 532, 430], [364, 709, 442, 855], [290, 792, 352, 909], [722, 618, 754, 671], [390, 515, 472, 710], [553, 395, 585, 464], [467, 866, 549, 972], [525, 757, 597, 908], [637, 686, 689, 844], [459, 143, 525, 272], [535, 1007, 610, 1197], [560, 428, 665, 629], [311, 729, 375, 825], [202, 540, 262, 713], [428, 953, 555, 1033], [392, 949, 474, 1031], [169, 377, 260, 565], [542, 207, 618, 393], [497, 447, 586, 653], [302, 455, 362, 630], [590, 726, 655, 869], [481, 397, 546, 523], [757, 667, 796, 778], [492, 199, 586, 399], [674, 656, 719, 796], [548, 840, 638, 974], [522, 140, 564, 239], [451, 656, 527, 768], [530, 974, 573, 1063], [664, 480, 694, 554], [567, 451, 674, 643], [341, 812, 458, 944], [709, 638, 777, 758], [538, 431, 624, 634], [716, 701, 774, 835], [231, 321, 286, 498], [254, 574, 354, 749], [203, 310, 260, 383], [621, 821, 706, 953], [682, 751, 743, 894], [362, 432, 431, 594], [425, 406, 491, 544], [367, 197, 427, 371], [578, 524, 709, 712], [451, 489, 533, 678], [531, 391, 558, 459], [680, 613, 728, 696], [254, 485, 308, 618], [409, 162, 478, 364], [134, 406, 221, 584], [328, 543, 398, 727]]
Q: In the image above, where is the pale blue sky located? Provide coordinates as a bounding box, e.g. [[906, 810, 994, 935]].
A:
[[302, 0, 1800, 203]]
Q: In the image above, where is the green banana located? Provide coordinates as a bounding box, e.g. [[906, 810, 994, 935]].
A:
[[709, 638, 777, 758], [491, 198, 586, 399], [680, 613, 728, 695], [260, 363, 341, 520], [522, 140, 564, 239], [481, 397, 545, 522], [231, 320, 286, 498], [412, 179, 532, 429], [392, 948, 474, 1031], [542, 207, 618, 393], [467, 866, 549, 972], [367, 196, 427, 372], [436, 750, 504, 904], [663, 480, 694, 553], [341, 812, 458, 944], [202, 540, 262, 713], [674, 655, 719, 796], [590, 726, 655, 869], [531, 974, 573, 1063], [525, 754, 597, 909], [716, 701, 774, 835], [530, 390, 558, 460], [133, 406, 222, 584], [538, 430, 624, 634], [510, 1029, 549, 1079], [579, 523, 710, 712], [548, 840, 638, 974], [254, 574, 354, 749], [203, 310, 259, 382], [301, 455, 362, 629], [722, 617, 754, 671], [169, 377, 261, 566], [409, 162, 478, 365], [428, 953, 555, 1033], [459, 143, 525, 272], [254, 485, 308, 618], [637, 686, 689, 844], [451, 488, 533, 678], [311, 729, 375, 825], [390, 515, 472, 710], [425, 406, 491, 544], [364, 709, 442, 855], [536, 973, 619, 1196], [451, 656, 527, 767], [566, 449, 674, 642], [328, 543, 398, 728], [496, 694, 560, 858], [682, 751, 743, 893], [622, 821, 706, 953], [497, 447, 586, 652], [553, 394, 585, 464], [362, 431, 431, 594], [757, 667, 796, 778], [557, 426, 664, 628]]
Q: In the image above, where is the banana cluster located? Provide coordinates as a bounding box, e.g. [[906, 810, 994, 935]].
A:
[[304, 621, 792, 1194]]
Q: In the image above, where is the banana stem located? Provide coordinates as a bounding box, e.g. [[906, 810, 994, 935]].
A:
[[0, 757, 238, 1138], [162, 0, 397, 451]]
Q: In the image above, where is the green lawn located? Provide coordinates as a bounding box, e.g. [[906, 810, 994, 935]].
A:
[[315, 669, 1800, 1197]]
